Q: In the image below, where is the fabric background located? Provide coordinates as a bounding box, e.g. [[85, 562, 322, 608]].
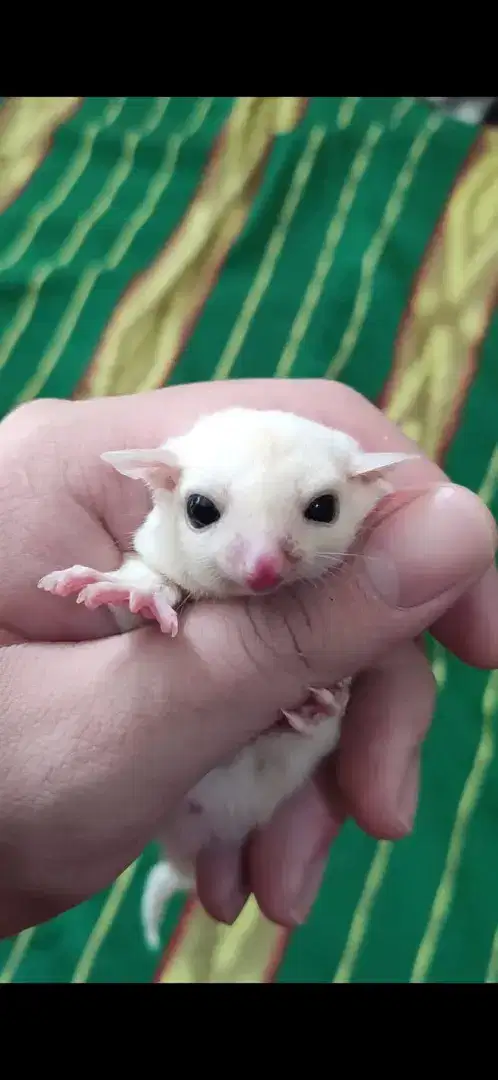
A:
[[0, 96, 496, 983]]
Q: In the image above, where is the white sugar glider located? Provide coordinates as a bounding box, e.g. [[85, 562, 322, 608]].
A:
[[38, 407, 415, 948]]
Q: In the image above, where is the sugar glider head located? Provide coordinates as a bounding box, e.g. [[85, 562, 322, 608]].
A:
[[102, 407, 416, 596]]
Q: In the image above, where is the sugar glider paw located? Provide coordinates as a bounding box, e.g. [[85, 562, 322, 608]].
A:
[[77, 583, 178, 636], [38, 566, 178, 635], [38, 565, 106, 598], [282, 680, 351, 735], [129, 588, 179, 636]]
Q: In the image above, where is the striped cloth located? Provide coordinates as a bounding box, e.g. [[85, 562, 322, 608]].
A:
[[0, 96, 497, 984]]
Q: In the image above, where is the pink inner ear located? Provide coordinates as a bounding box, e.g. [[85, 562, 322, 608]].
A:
[[101, 449, 180, 490], [144, 463, 179, 491], [349, 451, 416, 478]]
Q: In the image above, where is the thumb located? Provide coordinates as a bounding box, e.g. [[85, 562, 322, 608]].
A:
[[189, 483, 496, 705]]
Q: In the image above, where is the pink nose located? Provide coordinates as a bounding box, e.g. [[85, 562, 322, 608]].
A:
[[246, 555, 284, 592]]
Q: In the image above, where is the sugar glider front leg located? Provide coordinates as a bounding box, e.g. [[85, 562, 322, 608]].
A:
[[38, 555, 182, 635]]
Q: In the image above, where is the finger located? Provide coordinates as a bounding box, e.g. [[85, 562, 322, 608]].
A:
[[429, 564, 498, 668], [247, 770, 345, 928], [336, 639, 436, 837], [196, 843, 249, 926], [246, 639, 434, 928]]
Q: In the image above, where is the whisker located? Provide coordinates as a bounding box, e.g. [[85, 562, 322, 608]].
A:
[[314, 551, 384, 564]]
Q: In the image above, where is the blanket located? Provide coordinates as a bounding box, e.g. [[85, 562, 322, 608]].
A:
[[0, 96, 496, 983]]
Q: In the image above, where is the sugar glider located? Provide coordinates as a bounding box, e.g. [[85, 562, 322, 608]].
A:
[[38, 406, 414, 948]]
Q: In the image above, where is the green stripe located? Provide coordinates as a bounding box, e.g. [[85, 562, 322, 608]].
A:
[[0, 98, 99, 254], [0, 98, 234, 410], [443, 309, 498, 491], [0, 891, 108, 983], [329, 115, 475, 399], [282, 105, 426, 384], [167, 117, 362, 384], [169, 99, 387, 386]]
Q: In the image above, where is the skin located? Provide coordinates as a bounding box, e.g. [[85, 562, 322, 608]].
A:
[[0, 378, 496, 940]]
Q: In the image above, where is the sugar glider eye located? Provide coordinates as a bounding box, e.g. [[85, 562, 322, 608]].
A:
[[186, 494, 221, 529], [304, 493, 340, 524]]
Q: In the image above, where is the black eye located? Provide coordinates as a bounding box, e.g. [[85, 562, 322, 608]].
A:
[[186, 494, 221, 529], [304, 493, 340, 524]]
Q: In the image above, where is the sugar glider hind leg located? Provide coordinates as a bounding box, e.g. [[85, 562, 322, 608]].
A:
[[38, 555, 182, 635]]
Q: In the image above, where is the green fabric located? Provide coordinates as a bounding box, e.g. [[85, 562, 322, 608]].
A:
[[0, 96, 496, 983]]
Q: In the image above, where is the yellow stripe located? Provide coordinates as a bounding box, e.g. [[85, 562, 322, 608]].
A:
[[332, 842, 392, 982], [212, 124, 326, 381], [390, 98, 416, 130], [478, 443, 498, 506], [16, 98, 210, 405], [272, 97, 307, 134], [275, 121, 384, 378], [431, 641, 448, 692], [82, 98, 305, 399], [71, 861, 139, 983], [0, 98, 129, 273], [384, 130, 498, 459], [3, 99, 171, 395], [485, 925, 498, 982], [327, 109, 442, 381], [337, 97, 360, 130], [0, 98, 127, 375], [0, 97, 81, 212], [159, 896, 285, 983], [0, 927, 36, 984], [411, 666, 498, 982]]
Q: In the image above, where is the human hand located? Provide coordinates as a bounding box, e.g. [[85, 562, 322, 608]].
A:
[[0, 379, 495, 938]]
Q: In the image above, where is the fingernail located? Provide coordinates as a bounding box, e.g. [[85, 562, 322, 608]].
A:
[[363, 485, 496, 609], [290, 849, 328, 925], [396, 750, 420, 832]]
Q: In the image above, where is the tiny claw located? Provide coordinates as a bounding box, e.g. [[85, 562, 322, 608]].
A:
[[308, 687, 336, 712], [128, 589, 178, 636], [152, 592, 179, 637], [281, 709, 317, 736]]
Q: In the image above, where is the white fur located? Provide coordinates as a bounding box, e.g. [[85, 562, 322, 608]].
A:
[[112, 408, 411, 601], [41, 407, 416, 949]]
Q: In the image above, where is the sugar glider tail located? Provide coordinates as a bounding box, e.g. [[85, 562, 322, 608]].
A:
[[141, 860, 193, 950]]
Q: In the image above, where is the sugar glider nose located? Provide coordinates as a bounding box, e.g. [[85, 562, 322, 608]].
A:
[[246, 554, 285, 592]]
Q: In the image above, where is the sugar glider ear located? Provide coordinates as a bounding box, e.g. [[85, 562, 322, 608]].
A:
[[100, 447, 181, 491], [350, 451, 418, 478]]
